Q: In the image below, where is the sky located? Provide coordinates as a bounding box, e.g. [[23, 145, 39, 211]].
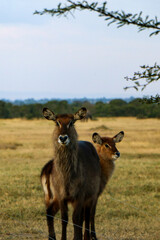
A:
[[0, 0, 160, 100]]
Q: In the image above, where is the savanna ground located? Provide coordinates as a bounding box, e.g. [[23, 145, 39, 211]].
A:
[[0, 117, 160, 240]]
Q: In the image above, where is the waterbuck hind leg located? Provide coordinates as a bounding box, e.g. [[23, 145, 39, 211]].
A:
[[83, 207, 91, 240], [90, 203, 98, 240], [46, 200, 59, 240]]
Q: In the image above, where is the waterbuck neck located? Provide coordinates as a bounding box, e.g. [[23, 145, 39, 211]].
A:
[[54, 143, 78, 197], [53, 127, 78, 175]]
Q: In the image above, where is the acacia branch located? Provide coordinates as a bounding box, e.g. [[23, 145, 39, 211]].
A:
[[124, 63, 160, 91], [34, 0, 160, 36]]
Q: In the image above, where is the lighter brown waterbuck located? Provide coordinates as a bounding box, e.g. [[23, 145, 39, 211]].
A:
[[42, 107, 101, 240], [92, 131, 124, 195], [90, 131, 124, 232]]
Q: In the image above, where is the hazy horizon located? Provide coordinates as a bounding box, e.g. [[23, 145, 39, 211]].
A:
[[0, 91, 152, 101]]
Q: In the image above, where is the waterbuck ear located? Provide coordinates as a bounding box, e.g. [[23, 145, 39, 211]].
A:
[[92, 132, 103, 145], [43, 108, 56, 121], [74, 107, 87, 121], [113, 131, 124, 143]]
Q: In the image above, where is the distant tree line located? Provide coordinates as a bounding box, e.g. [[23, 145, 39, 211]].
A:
[[0, 99, 159, 119]]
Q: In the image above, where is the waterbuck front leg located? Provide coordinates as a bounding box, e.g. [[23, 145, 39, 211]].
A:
[[46, 200, 59, 240], [60, 200, 68, 240], [72, 201, 84, 240]]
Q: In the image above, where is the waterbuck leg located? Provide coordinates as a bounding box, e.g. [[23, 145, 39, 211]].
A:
[[72, 202, 83, 240], [90, 203, 98, 240], [60, 200, 68, 240], [46, 200, 59, 240], [83, 207, 91, 240]]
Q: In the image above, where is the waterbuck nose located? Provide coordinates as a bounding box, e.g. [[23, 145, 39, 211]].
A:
[[59, 135, 68, 143], [116, 152, 120, 158]]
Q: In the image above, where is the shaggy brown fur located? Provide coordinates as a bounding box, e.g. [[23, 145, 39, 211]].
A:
[[41, 131, 124, 240], [42, 107, 101, 240]]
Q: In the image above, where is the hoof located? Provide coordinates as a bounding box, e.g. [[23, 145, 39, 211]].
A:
[[91, 236, 98, 240], [49, 235, 56, 240]]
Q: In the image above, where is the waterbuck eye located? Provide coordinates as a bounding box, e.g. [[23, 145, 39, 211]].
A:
[[105, 144, 110, 148], [56, 121, 61, 127], [68, 121, 73, 128]]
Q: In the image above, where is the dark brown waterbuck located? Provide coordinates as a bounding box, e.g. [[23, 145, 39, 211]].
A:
[[41, 130, 124, 240], [42, 107, 101, 240]]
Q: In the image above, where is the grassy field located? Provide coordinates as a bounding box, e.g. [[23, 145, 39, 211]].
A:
[[0, 117, 160, 240]]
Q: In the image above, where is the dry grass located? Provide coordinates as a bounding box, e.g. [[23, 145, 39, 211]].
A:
[[0, 117, 160, 240]]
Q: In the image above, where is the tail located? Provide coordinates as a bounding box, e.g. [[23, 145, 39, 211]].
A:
[[40, 159, 54, 207]]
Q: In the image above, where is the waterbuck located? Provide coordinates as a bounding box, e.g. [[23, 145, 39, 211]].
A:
[[42, 107, 101, 240], [92, 131, 124, 194], [41, 130, 124, 239]]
